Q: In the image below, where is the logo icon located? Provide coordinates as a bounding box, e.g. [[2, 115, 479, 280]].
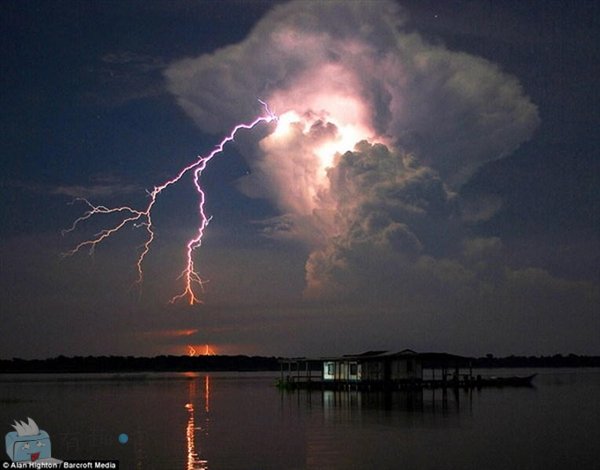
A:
[[5, 418, 60, 463]]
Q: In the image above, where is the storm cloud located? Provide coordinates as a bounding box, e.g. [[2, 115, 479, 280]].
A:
[[164, 0, 544, 298]]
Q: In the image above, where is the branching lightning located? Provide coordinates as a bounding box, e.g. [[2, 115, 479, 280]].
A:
[[187, 344, 216, 357], [64, 101, 277, 305]]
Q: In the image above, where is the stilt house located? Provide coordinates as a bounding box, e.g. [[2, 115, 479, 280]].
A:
[[322, 349, 422, 384]]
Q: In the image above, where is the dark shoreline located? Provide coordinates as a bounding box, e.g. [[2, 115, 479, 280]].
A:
[[1, 353, 599, 374], [0, 355, 280, 374]]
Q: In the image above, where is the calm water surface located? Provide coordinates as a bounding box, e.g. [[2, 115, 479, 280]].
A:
[[1, 369, 599, 469]]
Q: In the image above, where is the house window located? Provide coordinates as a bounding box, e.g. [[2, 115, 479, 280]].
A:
[[350, 363, 358, 376], [327, 363, 334, 375]]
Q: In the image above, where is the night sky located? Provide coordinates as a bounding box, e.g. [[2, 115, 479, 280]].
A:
[[1, 0, 598, 359]]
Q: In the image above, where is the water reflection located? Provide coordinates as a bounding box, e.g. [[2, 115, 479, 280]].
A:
[[1, 371, 596, 469], [315, 387, 468, 414], [298, 388, 474, 468], [185, 376, 209, 469], [204, 375, 210, 414]]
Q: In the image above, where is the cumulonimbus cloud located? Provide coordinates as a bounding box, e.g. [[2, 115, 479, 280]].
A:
[[164, 0, 540, 298]]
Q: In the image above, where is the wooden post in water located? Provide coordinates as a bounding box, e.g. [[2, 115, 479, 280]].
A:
[[454, 364, 459, 387]]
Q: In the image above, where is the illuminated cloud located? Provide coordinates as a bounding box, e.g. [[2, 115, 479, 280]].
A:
[[139, 329, 199, 339], [165, 0, 540, 298]]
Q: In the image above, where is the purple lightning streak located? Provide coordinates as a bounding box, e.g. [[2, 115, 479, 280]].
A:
[[64, 100, 277, 305]]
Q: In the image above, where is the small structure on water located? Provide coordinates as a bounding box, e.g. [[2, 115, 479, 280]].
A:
[[322, 349, 421, 384], [279, 350, 535, 390]]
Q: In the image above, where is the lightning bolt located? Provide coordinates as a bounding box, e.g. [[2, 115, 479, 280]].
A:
[[64, 100, 277, 305]]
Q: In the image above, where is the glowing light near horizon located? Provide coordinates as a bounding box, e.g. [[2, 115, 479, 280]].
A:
[[188, 344, 216, 356], [64, 101, 277, 305]]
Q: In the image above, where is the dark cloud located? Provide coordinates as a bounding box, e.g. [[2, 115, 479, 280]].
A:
[[305, 141, 457, 297], [82, 51, 168, 107], [52, 183, 140, 199]]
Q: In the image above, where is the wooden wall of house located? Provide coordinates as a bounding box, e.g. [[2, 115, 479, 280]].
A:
[[322, 357, 423, 382], [361, 360, 385, 381], [390, 358, 422, 380], [324, 360, 365, 381]]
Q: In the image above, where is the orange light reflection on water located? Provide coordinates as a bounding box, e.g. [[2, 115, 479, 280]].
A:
[[185, 375, 210, 469], [204, 375, 210, 413]]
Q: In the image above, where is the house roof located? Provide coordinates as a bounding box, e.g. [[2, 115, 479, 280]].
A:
[[328, 349, 419, 361], [280, 350, 471, 366], [342, 350, 387, 357], [417, 352, 471, 367]]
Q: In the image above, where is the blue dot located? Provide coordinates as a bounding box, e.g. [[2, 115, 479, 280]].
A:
[[118, 433, 129, 444]]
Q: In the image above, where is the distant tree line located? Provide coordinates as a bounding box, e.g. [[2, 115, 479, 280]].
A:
[[0, 355, 281, 373], [0, 353, 599, 374], [471, 353, 600, 368]]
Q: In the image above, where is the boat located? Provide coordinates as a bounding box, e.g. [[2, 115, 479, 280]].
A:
[[477, 373, 537, 387]]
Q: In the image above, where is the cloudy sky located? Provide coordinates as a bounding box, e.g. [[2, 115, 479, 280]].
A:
[[1, 0, 598, 359]]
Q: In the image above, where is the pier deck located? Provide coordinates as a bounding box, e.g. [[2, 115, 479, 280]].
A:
[[277, 375, 536, 391]]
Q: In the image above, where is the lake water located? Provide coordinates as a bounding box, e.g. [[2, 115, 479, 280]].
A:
[[1, 368, 599, 469]]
